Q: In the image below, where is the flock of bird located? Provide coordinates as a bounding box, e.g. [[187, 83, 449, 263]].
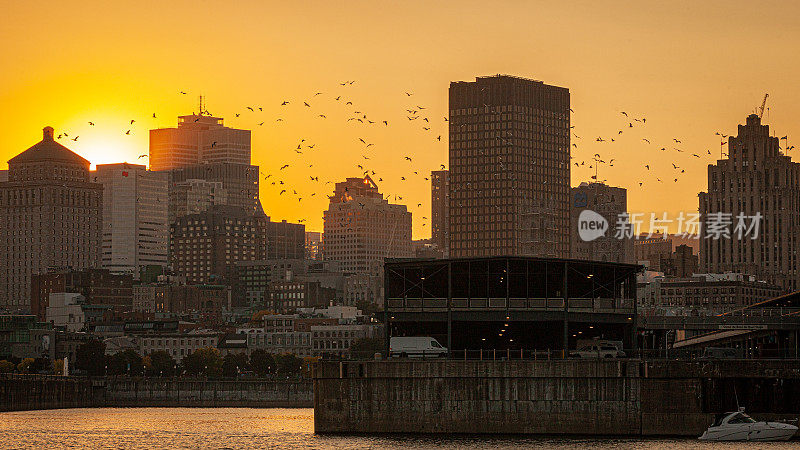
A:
[[54, 83, 794, 231]]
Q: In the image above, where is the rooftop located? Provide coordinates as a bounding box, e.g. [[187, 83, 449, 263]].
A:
[[8, 127, 90, 166]]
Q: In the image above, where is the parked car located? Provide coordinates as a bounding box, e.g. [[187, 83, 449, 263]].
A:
[[389, 336, 448, 358], [571, 343, 626, 358]]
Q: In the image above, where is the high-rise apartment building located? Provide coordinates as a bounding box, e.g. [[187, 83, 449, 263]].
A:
[[0, 127, 103, 310], [170, 205, 267, 285], [699, 114, 800, 292], [430, 170, 449, 257], [323, 176, 413, 274], [96, 163, 169, 277], [448, 75, 571, 258], [570, 182, 633, 263], [168, 178, 228, 223], [149, 112, 250, 171]]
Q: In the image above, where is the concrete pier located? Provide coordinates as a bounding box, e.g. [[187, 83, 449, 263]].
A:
[[313, 360, 800, 436]]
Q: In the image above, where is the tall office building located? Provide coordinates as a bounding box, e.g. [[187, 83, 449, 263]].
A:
[[168, 178, 228, 223], [448, 75, 571, 258], [96, 163, 169, 277], [0, 127, 103, 310], [570, 182, 633, 263], [167, 162, 262, 216], [149, 110, 250, 171], [323, 176, 413, 274], [430, 170, 449, 257], [699, 114, 800, 292]]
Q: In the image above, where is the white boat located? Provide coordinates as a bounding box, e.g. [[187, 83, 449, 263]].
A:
[[699, 408, 797, 441]]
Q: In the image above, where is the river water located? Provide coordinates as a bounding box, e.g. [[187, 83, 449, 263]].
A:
[[0, 408, 796, 449]]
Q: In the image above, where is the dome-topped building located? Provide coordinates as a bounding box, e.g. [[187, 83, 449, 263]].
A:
[[0, 127, 103, 312]]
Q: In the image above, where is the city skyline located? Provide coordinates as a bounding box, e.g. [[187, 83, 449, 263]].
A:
[[3, 2, 800, 238]]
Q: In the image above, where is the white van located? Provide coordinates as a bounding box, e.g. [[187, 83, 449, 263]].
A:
[[389, 336, 448, 358]]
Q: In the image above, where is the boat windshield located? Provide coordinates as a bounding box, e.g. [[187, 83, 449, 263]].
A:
[[727, 413, 756, 424]]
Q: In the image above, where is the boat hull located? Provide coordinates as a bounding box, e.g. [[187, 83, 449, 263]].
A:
[[699, 422, 798, 442]]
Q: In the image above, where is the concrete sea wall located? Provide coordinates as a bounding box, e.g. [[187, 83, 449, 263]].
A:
[[313, 360, 800, 436], [0, 375, 312, 412]]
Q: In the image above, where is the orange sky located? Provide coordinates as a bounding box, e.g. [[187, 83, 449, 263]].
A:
[[2, 1, 799, 238]]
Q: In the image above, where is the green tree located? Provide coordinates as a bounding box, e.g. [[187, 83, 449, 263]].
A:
[[0, 360, 14, 373], [146, 351, 177, 377], [182, 347, 223, 377], [107, 350, 144, 376], [16, 358, 34, 373], [249, 349, 275, 377], [53, 359, 65, 375], [349, 337, 384, 359], [356, 300, 381, 316], [222, 353, 249, 378], [274, 353, 303, 377], [75, 340, 106, 376]]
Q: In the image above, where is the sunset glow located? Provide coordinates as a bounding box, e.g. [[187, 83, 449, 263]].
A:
[[2, 1, 800, 238]]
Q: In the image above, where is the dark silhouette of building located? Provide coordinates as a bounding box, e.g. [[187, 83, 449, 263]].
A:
[[661, 244, 698, 278], [634, 235, 674, 272], [570, 182, 633, 263], [448, 75, 571, 258], [169, 205, 267, 285], [699, 114, 800, 292], [0, 127, 103, 311], [266, 220, 305, 260], [31, 268, 133, 320], [431, 170, 449, 257], [166, 162, 263, 217]]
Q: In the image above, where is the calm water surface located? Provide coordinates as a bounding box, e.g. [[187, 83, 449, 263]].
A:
[[0, 408, 796, 449]]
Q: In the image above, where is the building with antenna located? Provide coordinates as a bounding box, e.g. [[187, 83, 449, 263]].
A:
[[149, 97, 251, 171], [699, 114, 800, 292], [322, 176, 413, 276]]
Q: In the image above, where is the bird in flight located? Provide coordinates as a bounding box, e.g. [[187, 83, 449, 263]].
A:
[[247, 107, 254, 111], [125, 130, 131, 135], [138, 154, 148, 159], [280, 164, 289, 170], [130, 119, 135, 124], [405, 92, 413, 96], [72, 136, 79, 141], [281, 101, 290, 106], [88, 122, 94, 126]]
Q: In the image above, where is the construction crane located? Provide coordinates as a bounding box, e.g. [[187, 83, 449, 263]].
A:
[[758, 93, 769, 119]]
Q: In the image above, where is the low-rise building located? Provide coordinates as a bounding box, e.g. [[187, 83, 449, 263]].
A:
[[311, 323, 380, 358], [137, 332, 219, 362], [637, 273, 783, 308]]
